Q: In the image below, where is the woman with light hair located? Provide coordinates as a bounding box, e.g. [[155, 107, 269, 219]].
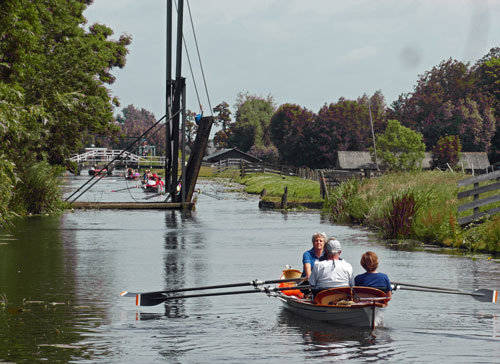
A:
[[301, 232, 327, 278]]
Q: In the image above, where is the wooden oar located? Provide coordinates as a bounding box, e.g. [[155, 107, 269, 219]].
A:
[[120, 277, 306, 298], [393, 281, 465, 292], [111, 185, 139, 192], [131, 285, 311, 306], [393, 285, 498, 303]]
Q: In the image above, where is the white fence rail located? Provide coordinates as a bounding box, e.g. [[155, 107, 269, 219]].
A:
[[69, 149, 165, 165]]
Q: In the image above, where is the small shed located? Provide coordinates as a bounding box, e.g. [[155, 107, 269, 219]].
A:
[[204, 148, 261, 163]]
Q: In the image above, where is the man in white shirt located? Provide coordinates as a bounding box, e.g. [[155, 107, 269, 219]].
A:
[[309, 238, 353, 296]]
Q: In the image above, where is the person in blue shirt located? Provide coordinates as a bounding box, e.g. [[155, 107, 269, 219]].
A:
[[354, 251, 392, 298], [302, 232, 327, 278]]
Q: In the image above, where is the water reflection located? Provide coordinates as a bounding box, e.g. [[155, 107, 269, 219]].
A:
[[276, 309, 397, 361], [0, 216, 105, 362]]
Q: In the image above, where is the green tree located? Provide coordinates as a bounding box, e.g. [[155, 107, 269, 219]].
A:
[[213, 101, 232, 131], [0, 0, 131, 165], [0, 0, 130, 220], [375, 119, 426, 171], [228, 92, 275, 151]]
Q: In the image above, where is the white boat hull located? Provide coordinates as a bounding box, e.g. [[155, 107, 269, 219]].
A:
[[278, 295, 384, 328]]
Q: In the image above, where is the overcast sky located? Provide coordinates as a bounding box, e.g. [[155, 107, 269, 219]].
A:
[[84, 0, 499, 120]]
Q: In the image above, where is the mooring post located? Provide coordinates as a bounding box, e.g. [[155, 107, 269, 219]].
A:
[[280, 186, 288, 209]]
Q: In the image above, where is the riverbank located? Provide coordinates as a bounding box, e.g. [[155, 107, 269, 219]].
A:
[[200, 167, 499, 255]]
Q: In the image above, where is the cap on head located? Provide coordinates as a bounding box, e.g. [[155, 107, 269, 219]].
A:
[[325, 239, 341, 254]]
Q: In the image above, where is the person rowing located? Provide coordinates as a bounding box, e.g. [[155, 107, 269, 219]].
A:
[[354, 251, 392, 298], [308, 238, 354, 297], [302, 232, 327, 279]]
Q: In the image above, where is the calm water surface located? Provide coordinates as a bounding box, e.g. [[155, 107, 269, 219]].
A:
[[0, 174, 499, 363]]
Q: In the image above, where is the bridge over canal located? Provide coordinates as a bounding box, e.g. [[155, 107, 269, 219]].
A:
[[69, 148, 165, 173]]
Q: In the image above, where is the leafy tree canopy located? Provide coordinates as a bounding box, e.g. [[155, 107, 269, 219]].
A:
[[375, 119, 426, 171], [227, 92, 275, 151], [0, 0, 131, 165], [213, 101, 232, 131], [391, 54, 496, 154], [269, 103, 319, 167]]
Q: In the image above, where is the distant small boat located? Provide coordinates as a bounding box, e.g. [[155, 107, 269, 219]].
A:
[[276, 269, 390, 328], [88, 168, 110, 176], [144, 176, 164, 193], [125, 172, 141, 180]]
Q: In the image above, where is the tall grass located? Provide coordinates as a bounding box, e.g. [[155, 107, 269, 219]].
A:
[[325, 171, 499, 254], [11, 161, 65, 215]]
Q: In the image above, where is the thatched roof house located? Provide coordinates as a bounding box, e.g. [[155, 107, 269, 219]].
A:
[[336, 151, 377, 170], [336, 151, 490, 172], [421, 152, 490, 171]]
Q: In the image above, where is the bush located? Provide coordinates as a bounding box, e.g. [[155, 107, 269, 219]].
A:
[[0, 156, 17, 228], [324, 179, 370, 223], [249, 144, 280, 165], [12, 161, 65, 215], [431, 135, 462, 170], [382, 191, 419, 239]]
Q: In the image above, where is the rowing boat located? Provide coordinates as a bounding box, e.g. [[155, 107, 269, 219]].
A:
[[275, 269, 390, 328]]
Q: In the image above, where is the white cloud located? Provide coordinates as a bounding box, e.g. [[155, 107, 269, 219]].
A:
[[83, 0, 500, 116]]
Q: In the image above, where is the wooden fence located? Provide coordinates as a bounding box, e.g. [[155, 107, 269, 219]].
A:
[[457, 170, 500, 226], [209, 159, 379, 200], [211, 159, 305, 178]]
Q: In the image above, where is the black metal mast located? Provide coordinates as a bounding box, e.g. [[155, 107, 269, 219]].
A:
[[165, 0, 173, 192], [165, 0, 186, 201]]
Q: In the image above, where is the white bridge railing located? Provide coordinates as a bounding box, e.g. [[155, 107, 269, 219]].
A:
[[69, 149, 165, 165]]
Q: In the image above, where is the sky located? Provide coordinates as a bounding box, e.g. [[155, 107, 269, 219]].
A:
[[84, 0, 499, 120]]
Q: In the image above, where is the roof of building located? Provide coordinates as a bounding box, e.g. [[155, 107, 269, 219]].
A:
[[204, 148, 261, 163], [421, 152, 490, 170], [337, 151, 377, 170]]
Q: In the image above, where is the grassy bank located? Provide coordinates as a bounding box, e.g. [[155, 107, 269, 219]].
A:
[[325, 171, 499, 254], [199, 167, 322, 203], [201, 167, 499, 254]]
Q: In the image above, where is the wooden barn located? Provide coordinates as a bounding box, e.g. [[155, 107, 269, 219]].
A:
[[203, 148, 261, 164]]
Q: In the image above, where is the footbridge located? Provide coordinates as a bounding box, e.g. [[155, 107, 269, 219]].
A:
[[69, 148, 165, 172]]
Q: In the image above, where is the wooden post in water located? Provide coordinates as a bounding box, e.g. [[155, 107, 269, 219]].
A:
[[280, 186, 288, 209], [319, 170, 329, 200]]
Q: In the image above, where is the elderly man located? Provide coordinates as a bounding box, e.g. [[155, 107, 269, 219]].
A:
[[309, 238, 353, 296]]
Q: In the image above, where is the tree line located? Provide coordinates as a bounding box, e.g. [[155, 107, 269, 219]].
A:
[[212, 48, 498, 170]]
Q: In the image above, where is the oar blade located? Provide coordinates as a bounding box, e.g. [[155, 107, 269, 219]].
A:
[[135, 293, 168, 306], [475, 289, 498, 303], [120, 291, 137, 297]]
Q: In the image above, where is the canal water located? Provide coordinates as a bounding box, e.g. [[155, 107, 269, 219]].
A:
[[0, 174, 499, 363]]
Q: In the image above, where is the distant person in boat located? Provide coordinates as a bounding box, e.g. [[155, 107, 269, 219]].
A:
[[142, 169, 151, 183], [309, 238, 354, 296], [302, 232, 327, 278], [354, 251, 392, 297]]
